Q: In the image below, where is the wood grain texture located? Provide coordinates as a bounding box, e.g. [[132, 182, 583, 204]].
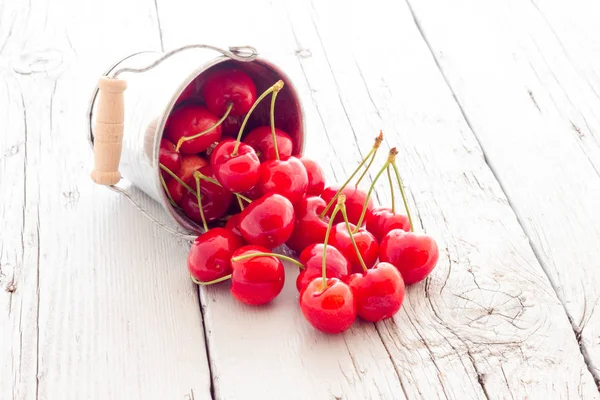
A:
[[0, 0, 212, 399], [405, 0, 600, 385], [157, 0, 599, 398]]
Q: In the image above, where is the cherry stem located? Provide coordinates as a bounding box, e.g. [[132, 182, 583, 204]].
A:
[[391, 161, 414, 232], [387, 165, 395, 214], [175, 103, 233, 152], [235, 193, 252, 203], [160, 163, 196, 195], [353, 150, 397, 232], [191, 274, 232, 286], [233, 80, 284, 156], [231, 252, 304, 270], [195, 172, 221, 187], [320, 132, 384, 218], [321, 195, 345, 291], [270, 89, 281, 160], [159, 172, 177, 207], [193, 172, 209, 232], [235, 194, 245, 211], [355, 130, 384, 187], [341, 205, 368, 272]]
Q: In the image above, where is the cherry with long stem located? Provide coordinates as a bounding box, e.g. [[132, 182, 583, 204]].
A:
[[320, 132, 384, 218], [321, 195, 345, 290], [175, 103, 234, 152], [230, 252, 305, 269], [160, 163, 195, 195], [340, 206, 368, 273], [354, 130, 383, 187], [232, 80, 284, 156], [193, 171, 209, 232]]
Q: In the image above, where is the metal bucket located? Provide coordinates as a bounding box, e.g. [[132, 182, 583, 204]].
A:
[[87, 45, 305, 234]]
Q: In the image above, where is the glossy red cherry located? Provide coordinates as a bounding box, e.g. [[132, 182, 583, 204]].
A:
[[300, 157, 325, 196], [286, 196, 329, 253], [238, 193, 295, 249], [225, 213, 245, 244], [202, 68, 257, 117], [159, 138, 181, 182], [366, 207, 410, 241], [328, 222, 379, 274], [164, 104, 222, 154], [299, 277, 356, 334], [166, 178, 185, 205], [210, 139, 261, 193], [380, 230, 439, 285], [296, 244, 350, 292], [188, 228, 243, 282], [258, 156, 308, 205], [164, 155, 208, 205], [321, 185, 373, 226], [346, 262, 405, 322], [180, 166, 234, 224], [230, 245, 285, 305], [243, 126, 293, 162]]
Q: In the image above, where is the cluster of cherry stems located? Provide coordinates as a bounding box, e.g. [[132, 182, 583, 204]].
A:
[[158, 67, 439, 334]]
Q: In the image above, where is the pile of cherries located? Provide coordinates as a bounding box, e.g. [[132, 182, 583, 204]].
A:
[[158, 66, 439, 334]]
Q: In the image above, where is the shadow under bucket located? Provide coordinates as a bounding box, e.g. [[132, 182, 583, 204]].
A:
[[88, 45, 306, 234]]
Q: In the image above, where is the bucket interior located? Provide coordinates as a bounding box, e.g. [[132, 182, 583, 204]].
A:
[[157, 58, 305, 233]]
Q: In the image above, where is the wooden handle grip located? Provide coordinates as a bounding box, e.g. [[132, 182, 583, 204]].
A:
[[91, 77, 127, 186]]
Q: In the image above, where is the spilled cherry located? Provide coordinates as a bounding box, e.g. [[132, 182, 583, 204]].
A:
[[258, 156, 308, 205], [238, 193, 295, 249], [346, 262, 405, 322], [379, 230, 439, 285], [188, 227, 243, 283]]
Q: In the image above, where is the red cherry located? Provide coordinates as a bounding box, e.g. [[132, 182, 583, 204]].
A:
[[366, 207, 410, 241], [177, 79, 201, 103], [238, 193, 295, 249], [180, 166, 233, 224], [299, 277, 356, 334], [225, 213, 245, 244], [222, 115, 242, 137], [296, 244, 350, 292], [230, 245, 285, 305], [188, 228, 243, 282], [286, 196, 329, 253], [163, 155, 208, 205], [202, 68, 257, 117], [379, 230, 439, 284], [321, 185, 373, 226], [159, 139, 181, 182], [300, 158, 325, 196], [346, 262, 405, 322], [258, 156, 308, 205], [166, 178, 185, 205], [210, 139, 261, 193], [243, 126, 293, 162], [328, 222, 379, 274], [164, 104, 222, 154]]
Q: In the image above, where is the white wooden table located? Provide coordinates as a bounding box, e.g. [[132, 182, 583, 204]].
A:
[[2, 0, 600, 398]]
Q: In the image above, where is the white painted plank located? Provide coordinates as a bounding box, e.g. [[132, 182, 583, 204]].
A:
[[157, 0, 598, 398], [405, 0, 600, 385], [0, 0, 212, 399]]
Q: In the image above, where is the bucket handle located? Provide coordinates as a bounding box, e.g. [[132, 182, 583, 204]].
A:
[[90, 44, 258, 239], [90, 44, 258, 186]]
